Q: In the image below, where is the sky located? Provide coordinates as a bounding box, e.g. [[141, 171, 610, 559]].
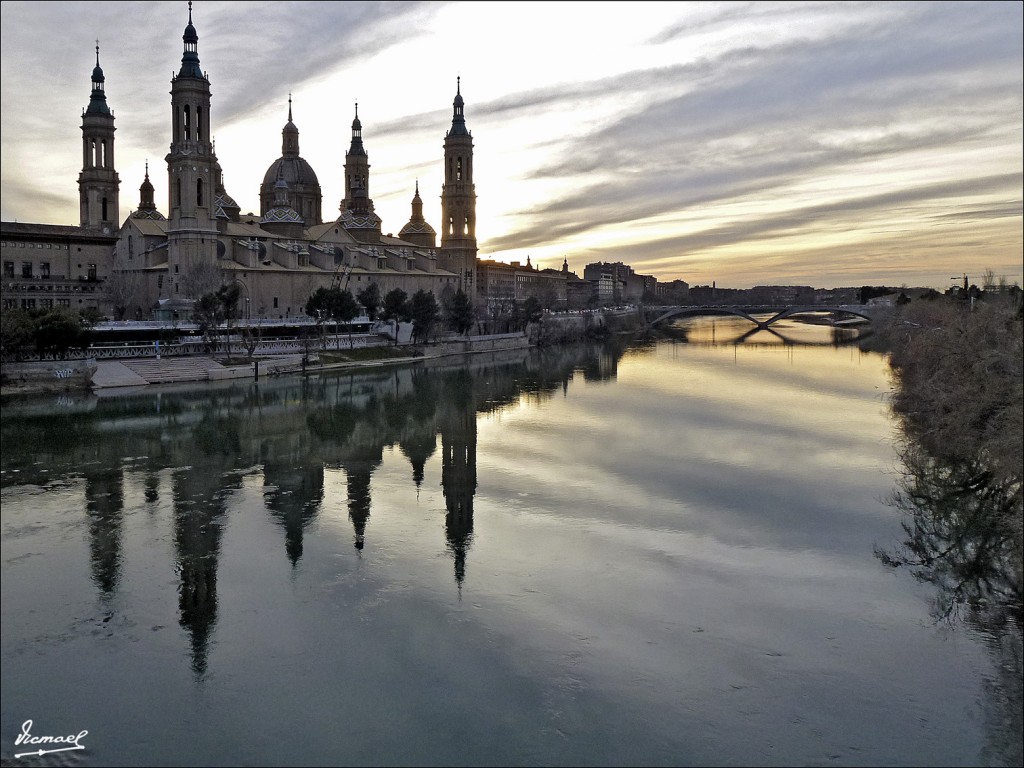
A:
[[1, 1, 1021, 290]]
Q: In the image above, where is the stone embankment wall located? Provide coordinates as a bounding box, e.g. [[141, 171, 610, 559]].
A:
[[529, 308, 640, 346], [0, 358, 98, 393], [427, 333, 532, 357]]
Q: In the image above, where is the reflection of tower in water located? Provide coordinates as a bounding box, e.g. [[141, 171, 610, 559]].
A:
[[333, 441, 382, 552], [438, 371, 478, 589], [171, 468, 240, 676], [345, 461, 374, 551], [263, 459, 324, 566], [399, 427, 437, 493], [84, 467, 124, 595]]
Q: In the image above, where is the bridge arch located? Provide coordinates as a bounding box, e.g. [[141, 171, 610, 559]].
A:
[[647, 305, 871, 329]]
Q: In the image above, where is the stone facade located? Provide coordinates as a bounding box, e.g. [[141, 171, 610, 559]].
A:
[[2, 5, 479, 323]]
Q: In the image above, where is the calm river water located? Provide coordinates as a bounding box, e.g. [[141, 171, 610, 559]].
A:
[[1, 318, 1020, 766]]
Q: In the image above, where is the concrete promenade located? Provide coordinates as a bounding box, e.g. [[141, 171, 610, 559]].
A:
[[3, 332, 533, 396]]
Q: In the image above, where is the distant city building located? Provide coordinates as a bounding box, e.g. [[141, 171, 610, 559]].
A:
[[582, 261, 656, 305], [747, 285, 815, 305], [656, 279, 690, 303], [476, 256, 567, 314]]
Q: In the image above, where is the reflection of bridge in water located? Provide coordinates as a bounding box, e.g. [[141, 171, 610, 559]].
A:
[[646, 305, 872, 330]]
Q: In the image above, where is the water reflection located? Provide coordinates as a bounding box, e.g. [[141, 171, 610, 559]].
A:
[[84, 465, 124, 595], [0, 343, 625, 675], [668, 316, 867, 347], [878, 416, 1023, 766], [4, 326, 1019, 766]]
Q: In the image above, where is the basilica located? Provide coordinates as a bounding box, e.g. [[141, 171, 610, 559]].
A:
[[1, 2, 479, 321]]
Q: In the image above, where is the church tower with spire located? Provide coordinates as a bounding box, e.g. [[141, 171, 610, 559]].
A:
[[165, 1, 220, 297], [132, 162, 166, 220], [78, 43, 120, 233], [398, 180, 437, 249], [339, 103, 382, 243], [439, 78, 477, 296]]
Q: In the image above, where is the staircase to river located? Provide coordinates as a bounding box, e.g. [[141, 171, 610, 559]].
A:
[[117, 356, 227, 384]]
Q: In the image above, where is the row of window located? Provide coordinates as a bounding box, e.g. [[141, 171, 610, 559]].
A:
[[4, 262, 96, 279], [2, 298, 74, 310], [1, 242, 69, 249], [5, 283, 99, 293]]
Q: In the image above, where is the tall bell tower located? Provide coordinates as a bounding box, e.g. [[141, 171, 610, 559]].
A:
[[78, 43, 120, 233], [165, 1, 220, 297], [439, 78, 477, 297]]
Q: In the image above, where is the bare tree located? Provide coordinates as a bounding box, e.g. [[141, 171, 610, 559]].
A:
[[180, 258, 222, 300], [104, 251, 143, 320], [241, 318, 263, 362]]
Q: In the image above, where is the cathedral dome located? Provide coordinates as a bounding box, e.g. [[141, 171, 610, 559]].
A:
[[261, 156, 320, 190]]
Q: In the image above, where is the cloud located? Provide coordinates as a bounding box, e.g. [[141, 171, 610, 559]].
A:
[[1, 1, 1020, 288]]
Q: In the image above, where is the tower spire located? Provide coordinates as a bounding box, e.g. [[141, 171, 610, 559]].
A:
[[449, 76, 468, 136], [282, 95, 299, 156], [440, 77, 476, 293], [166, 0, 218, 288], [86, 40, 109, 115], [178, 0, 203, 79], [79, 39, 119, 230]]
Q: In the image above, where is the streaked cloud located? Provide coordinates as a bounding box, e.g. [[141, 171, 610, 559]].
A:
[[1, 1, 1020, 288]]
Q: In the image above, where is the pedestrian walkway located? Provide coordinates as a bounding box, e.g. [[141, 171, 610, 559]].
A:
[[92, 356, 227, 388]]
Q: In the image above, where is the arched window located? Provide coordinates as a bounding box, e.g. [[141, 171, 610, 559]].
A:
[[102, 197, 108, 221], [196, 107, 203, 142], [183, 105, 191, 142], [456, 157, 463, 182], [90, 139, 98, 168], [100, 140, 107, 168], [196, 178, 204, 207], [175, 178, 182, 207]]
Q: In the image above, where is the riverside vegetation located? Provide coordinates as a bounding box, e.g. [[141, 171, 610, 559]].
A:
[[869, 290, 1022, 707], [872, 291, 1022, 767]]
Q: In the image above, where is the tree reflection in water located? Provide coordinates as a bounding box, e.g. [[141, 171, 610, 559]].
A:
[[878, 430, 1022, 766]]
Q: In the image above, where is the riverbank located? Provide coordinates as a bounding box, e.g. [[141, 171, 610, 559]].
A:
[[871, 296, 1023, 564], [0, 331, 533, 398], [871, 297, 1021, 484]]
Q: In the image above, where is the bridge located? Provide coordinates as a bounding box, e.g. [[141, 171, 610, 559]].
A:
[[643, 304, 873, 330]]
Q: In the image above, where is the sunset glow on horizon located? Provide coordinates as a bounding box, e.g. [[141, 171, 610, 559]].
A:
[[1, 1, 1020, 290]]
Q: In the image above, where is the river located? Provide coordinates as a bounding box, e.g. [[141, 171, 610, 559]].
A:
[[1, 317, 1020, 766]]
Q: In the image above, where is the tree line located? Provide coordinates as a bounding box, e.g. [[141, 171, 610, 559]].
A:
[[1, 306, 103, 360], [1, 278, 554, 361]]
